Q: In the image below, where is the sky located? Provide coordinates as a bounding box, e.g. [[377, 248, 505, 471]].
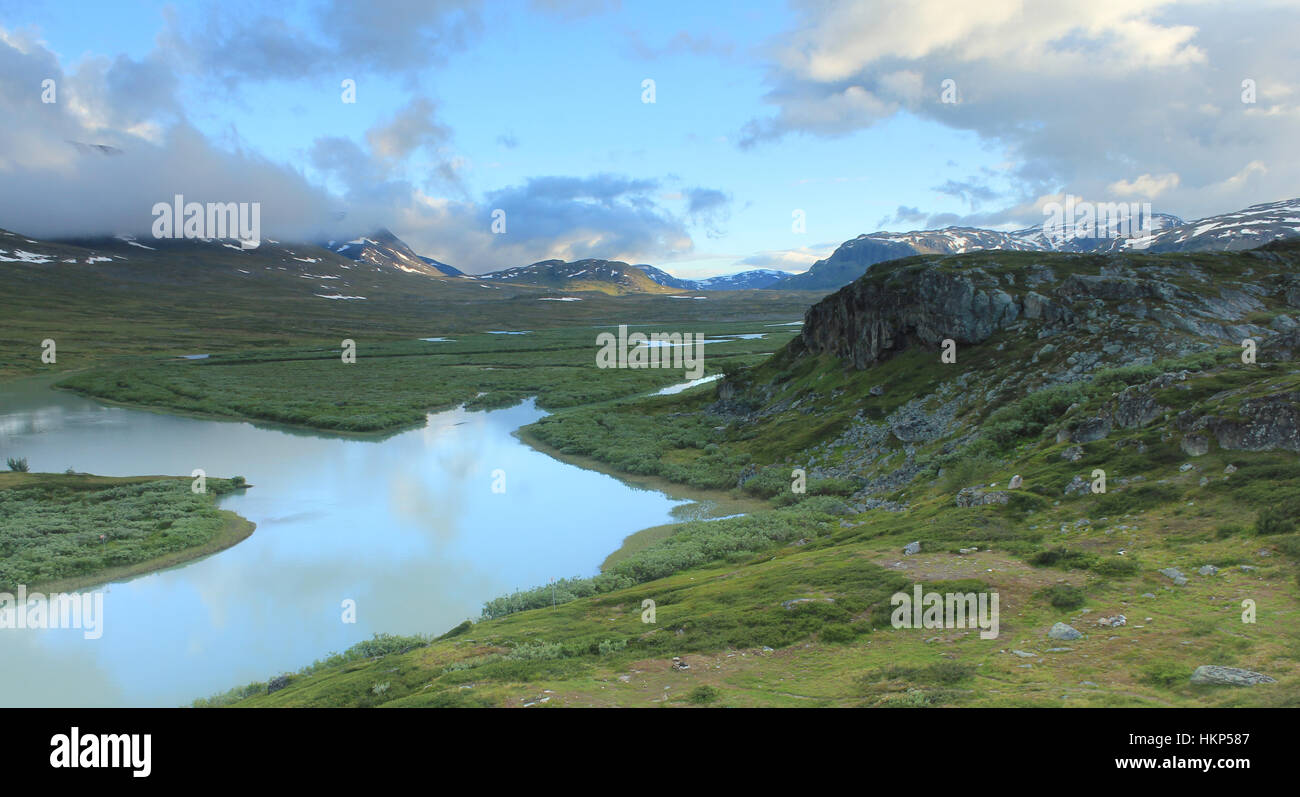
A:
[[0, 0, 1297, 277]]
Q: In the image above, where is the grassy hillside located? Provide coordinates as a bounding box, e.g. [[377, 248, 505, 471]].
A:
[[208, 242, 1300, 707]]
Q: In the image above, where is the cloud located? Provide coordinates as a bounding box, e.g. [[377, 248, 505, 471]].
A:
[[742, 0, 1300, 220], [736, 243, 837, 272], [158, 0, 483, 84], [876, 205, 927, 228], [683, 187, 731, 237], [1107, 172, 1181, 199], [366, 97, 452, 162], [932, 178, 999, 210], [0, 25, 712, 274], [477, 174, 693, 264]]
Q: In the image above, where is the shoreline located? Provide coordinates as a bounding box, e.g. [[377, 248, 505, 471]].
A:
[[513, 425, 768, 569], [25, 510, 257, 595], [4, 376, 757, 592]]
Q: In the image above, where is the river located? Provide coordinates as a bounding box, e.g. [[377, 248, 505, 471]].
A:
[[0, 379, 689, 707]]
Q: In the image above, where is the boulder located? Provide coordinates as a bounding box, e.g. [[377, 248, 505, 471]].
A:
[[1159, 567, 1189, 586], [1189, 665, 1275, 686], [1048, 622, 1083, 640]]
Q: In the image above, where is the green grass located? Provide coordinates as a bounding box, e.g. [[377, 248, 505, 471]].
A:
[[0, 472, 252, 591], [53, 324, 799, 435]]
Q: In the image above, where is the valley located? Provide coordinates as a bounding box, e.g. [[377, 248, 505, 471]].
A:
[[3, 216, 1300, 710]]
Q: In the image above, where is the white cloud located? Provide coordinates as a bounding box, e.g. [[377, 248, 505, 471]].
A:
[[744, 0, 1300, 221]]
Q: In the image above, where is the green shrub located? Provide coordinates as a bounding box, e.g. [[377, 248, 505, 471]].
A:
[[1044, 584, 1085, 609], [820, 624, 858, 644], [598, 638, 628, 655], [6, 457, 29, 472], [687, 685, 720, 705], [1030, 547, 1094, 570], [1092, 557, 1139, 577], [1141, 661, 1189, 688], [1256, 503, 1299, 536], [1275, 536, 1300, 560]]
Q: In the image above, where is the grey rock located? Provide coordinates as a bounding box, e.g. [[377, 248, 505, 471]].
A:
[[1048, 622, 1083, 640], [1159, 567, 1189, 586], [1064, 475, 1091, 496], [955, 487, 1010, 507], [1198, 565, 1218, 576], [1189, 665, 1276, 686], [903, 541, 921, 555], [1181, 434, 1210, 456]]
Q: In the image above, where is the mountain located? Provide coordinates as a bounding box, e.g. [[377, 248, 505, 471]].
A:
[[481, 259, 681, 294], [630, 263, 698, 291], [693, 269, 789, 290], [778, 198, 1300, 291], [322, 228, 463, 278], [480, 260, 798, 294], [634, 264, 791, 291]]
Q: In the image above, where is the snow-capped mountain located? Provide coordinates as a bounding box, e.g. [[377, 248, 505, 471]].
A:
[[483, 259, 680, 294], [481, 260, 795, 293], [323, 228, 463, 278], [778, 198, 1300, 291], [632, 264, 789, 291], [1114, 198, 1300, 253], [692, 269, 790, 290]]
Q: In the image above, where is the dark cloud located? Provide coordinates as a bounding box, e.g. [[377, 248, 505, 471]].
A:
[[479, 174, 692, 263], [158, 0, 483, 84], [0, 27, 711, 273], [683, 187, 730, 238], [932, 178, 999, 210]]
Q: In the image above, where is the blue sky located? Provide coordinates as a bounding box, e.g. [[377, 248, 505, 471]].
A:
[[1, 1, 1296, 275]]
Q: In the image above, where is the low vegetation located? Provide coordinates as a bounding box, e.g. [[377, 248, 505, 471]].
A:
[[0, 472, 251, 591]]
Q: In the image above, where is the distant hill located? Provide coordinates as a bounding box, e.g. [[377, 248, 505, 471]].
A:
[[777, 198, 1300, 292], [322, 228, 463, 278], [481, 259, 682, 295], [480, 260, 795, 293]]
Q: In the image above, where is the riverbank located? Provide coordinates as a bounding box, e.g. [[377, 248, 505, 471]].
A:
[[30, 509, 257, 594], [0, 473, 255, 594], [513, 424, 769, 568]]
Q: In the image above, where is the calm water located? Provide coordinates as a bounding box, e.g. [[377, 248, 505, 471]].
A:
[[0, 380, 686, 707]]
